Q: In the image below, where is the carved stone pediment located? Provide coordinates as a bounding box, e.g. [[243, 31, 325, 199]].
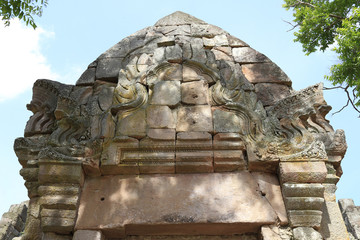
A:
[[14, 11, 350, 240]]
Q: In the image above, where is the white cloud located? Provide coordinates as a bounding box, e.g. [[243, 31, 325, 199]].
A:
[[0, 20, 58, 102]]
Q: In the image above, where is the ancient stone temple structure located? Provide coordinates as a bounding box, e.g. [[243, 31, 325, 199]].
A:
[[14, 12, 351, 240]]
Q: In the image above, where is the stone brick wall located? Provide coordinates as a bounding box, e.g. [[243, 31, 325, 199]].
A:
[[339, 199, 360, 239], [0, 201, 28, 240]]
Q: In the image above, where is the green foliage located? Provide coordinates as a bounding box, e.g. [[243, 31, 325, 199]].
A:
[[284, 0, 360, 110], [0, 0, 47, 29]]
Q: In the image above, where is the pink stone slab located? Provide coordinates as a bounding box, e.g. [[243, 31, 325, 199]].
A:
[[75, 172, 278, 237]]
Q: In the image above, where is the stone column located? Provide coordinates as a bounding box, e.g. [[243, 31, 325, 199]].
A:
[[279, 158, 327, 236]]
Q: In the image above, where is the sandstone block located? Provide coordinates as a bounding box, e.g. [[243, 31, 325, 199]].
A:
[[213, 133, 245, 150], [254, 83, 292, 106], [147, 128, 176, 140], [38, 185, 80, 196], [227, 35, 248, 47], [282, 183, 325, 198], [213, 109, 244, 134], [139, 162, 175, 174], [19, 168, 38, 182], [76, 68, 96, 86], [213, 34, 229, 46], [96, 58, 123, 82], [176, 106, 213, 132], [288, 210, 323, 228], [242, 63, 291, 86], [252, 172, 288, 225], [261, 225, 282, 240], [293, 227, 323, 240], [191, 23, 226, 38], [279, 162, 327, 183], [202, 37, 215, 48], [117, 109, 146, 138], [176, 131, 212, 140], [176, 151, 213, 162], [39, 195, 79, 210], [190, 38, 207, 63], [233, 47, 269, 63], [211, 47, 233, 61], [165, 44, 182, 63], [157, 36, 175, 47], [213, 150, 246, 172], [139, 137, 175, 149], [320, 200, 350, 240], [151, 81, 181, 106], [147, 105, 176, 129], [38, 162, 83, 184], [285, 197, 324, 211], [156, 25, 191, 36], [182, 65, 201, 82], [42, 232, 72, 240], [175, 161, 213, 173], [41, 216, 75, 234], [73, 230, 105, 240], [76, 172, 278, 236], [181, 80, 209, 105]]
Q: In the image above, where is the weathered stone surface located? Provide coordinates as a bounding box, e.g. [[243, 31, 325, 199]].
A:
[[203, 37, 215, 48], [176, 131, 212, 140], [165, 44, 183, 63], [123, 235, 258, 240], [147, 128, 176, 140], [213, 133, 245, 150], [190, 38, 207, 63], [338, 199, 360, 239], [157, 36, 175, 47], [254, 83, 292, 106], [213, 109, 244, 134], [279, 162, 327, 183], [151, 81, 181, 106], [96, 58, 123, 82], [242, 63, 292, 86], [320, 201, 350, 240], [289, 210, 323, 228], [76, 68, 96, 86], [282, 183, 325, 198], [156, 25, 191, 36], [73, 230, 105, 240], [181, 80, 209, 104], [213, 150, 246, 172], [76, 172, 278, 237], [182, 65, 201, 81], [233, 47, 269, 63], [191, 23, 227, 38], [177, 106, 212, 132], [42, 232, 72, 240], [213, 35, 229, 46], [38, 162, 83, 184], [211, 47, 233, 61], [286, 197, 324, 211], [147, 105, 176, 129], [117, 109, 146, 138], [293, 227, 322, 240], [252, 172, 288, 225], [261, 225, 282, 240], [227, 35, 248, 47], [155, 11, 206, 26]]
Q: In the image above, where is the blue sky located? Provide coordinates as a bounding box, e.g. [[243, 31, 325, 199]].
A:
[[0, 0, 359, 215]]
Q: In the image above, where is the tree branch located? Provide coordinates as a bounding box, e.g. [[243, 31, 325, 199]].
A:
[[283, 19, 299, 31], [324, 85, 360, 116]]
